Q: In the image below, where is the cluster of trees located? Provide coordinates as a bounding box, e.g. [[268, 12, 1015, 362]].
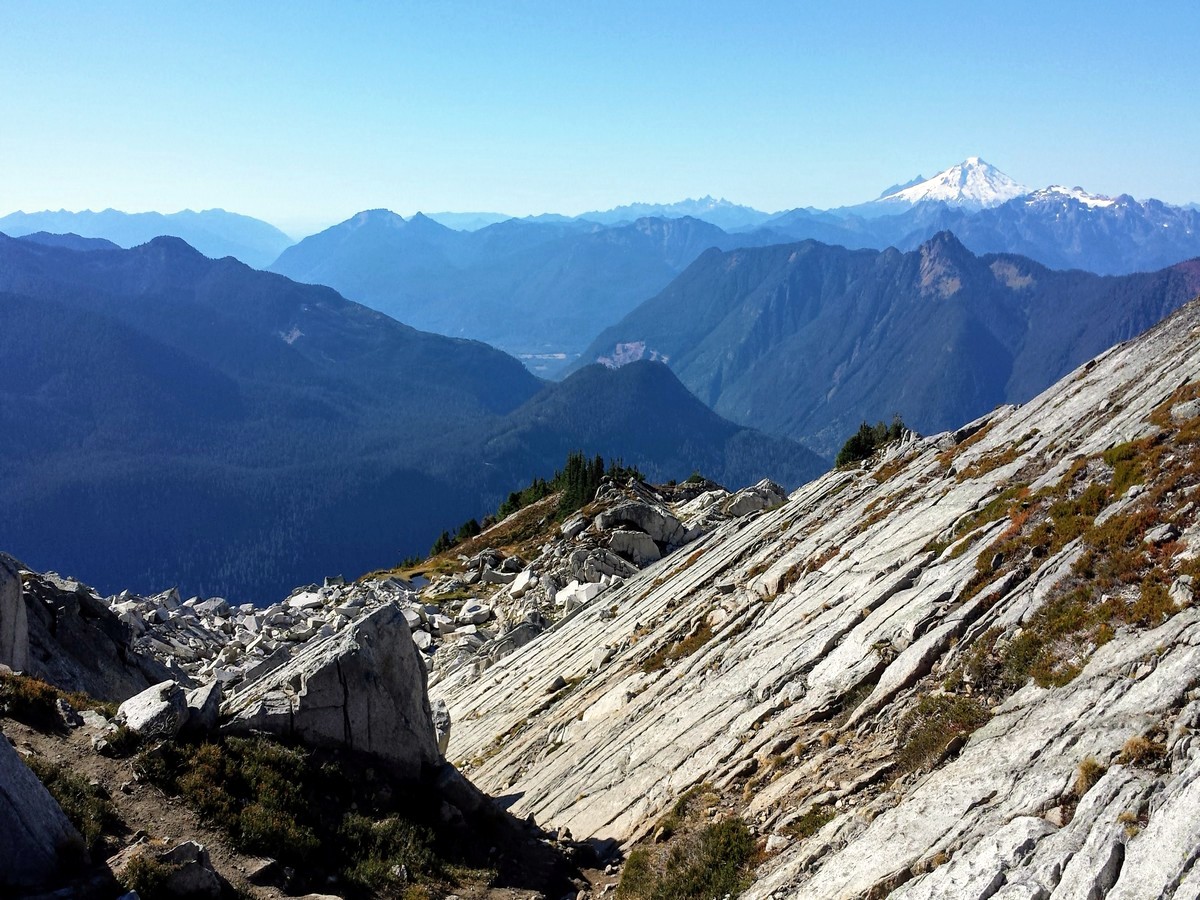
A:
[[835, 416, 908, 468], [428, 451, 645, 557]]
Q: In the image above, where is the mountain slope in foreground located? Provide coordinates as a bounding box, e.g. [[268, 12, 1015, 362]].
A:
[[436, 295, 1200, 897]]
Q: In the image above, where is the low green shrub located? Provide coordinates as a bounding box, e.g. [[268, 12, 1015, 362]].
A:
[[134, 736, 458, 896], [117, 852, 181, 900], [340, 814, 439, 890], [25, 757, 122, 858], [896, 695, 990, 774], [617, 816, 756, 900], [782, 804, 834, 840], [0, 673, 117, 731]]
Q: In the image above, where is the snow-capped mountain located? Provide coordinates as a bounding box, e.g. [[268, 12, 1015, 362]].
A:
[[1024, 185, 1118, 209], [763, 161, 1200, 275], [871, 156, 1029, 211]]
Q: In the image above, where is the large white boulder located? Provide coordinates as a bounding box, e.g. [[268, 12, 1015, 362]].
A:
[[117, 680, 190, 739], [222, 602, 440, 778], [595, 502, 689, 546], [608, 530, 662, 566], [184, 681, 223, 733], [509, 569, 537, 599]]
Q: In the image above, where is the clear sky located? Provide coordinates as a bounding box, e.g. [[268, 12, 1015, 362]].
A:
[[2, 1, 1198, 235]]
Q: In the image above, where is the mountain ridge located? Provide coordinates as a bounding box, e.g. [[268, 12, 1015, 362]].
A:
[[575, 232, 1200, 455], [0, 208, 294, 269], [0, 235, 822, 600]]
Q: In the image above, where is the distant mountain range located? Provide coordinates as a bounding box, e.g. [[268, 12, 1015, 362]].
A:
[[7, 159, 1198, 378], [0, 234, 822, 601], [425, 211, 513, 231], [576, 231, 1200, 456], [268, 210, 781, 364], [262, 160, 1200, 367], [0, 208, 294, 269], [576, 196, 773, 232]]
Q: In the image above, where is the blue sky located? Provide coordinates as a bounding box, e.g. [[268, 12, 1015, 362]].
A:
[[2, 1, 1198, 234]]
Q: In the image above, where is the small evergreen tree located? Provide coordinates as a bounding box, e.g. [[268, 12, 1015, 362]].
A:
[[835, 415, 907, 467], [430, 530, 454, 556], [455, 518, 481, 543]]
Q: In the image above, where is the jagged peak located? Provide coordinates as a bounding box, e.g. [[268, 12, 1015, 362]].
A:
[[1026, 185, 1118, 209]]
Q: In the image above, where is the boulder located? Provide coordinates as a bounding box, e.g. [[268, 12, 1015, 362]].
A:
[[194, 597, 230, 617], [1171, 575, 1195, 607], [117, 680, 190, 739], [0, 735, 84, 888], [222, 603, 440, 778], [184, 681, 223, 733], [456, 601, 492, 625], [287, 592, 325, 611], [0, 553, 28, 672], [480, 567, 517, 585], [20, 567, 181, 701], [509, 569, 537, 599], [556, 580, 605, 611], [595, 502, 689, 547], [570, 548, 639, 582], [158, 840, 223, 898], [560, 514, 591, 540], [725, 478, 788, 517], [608, 530, 662, 567], [1144, 523, 1180, 545]]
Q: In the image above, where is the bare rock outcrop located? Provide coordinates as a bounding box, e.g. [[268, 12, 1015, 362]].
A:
[[0, 553, 29, 671], [0, 734, 84, 889], [595, 502, 691, 547], [19, 561, 180, 701], [222, 602, 440, 778], [433, 298, 1200, 897]]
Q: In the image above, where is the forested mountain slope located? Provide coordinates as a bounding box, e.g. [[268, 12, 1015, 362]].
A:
[[578, 232, 1200, 455], [0, 236, 820, 600]]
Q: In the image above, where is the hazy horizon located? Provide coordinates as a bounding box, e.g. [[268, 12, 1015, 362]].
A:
[[3, 2, 1199, 235]]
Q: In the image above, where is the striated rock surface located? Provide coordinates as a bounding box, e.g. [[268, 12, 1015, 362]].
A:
[[434, 297, 1200, 897], [222, 602, 440, 778]]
